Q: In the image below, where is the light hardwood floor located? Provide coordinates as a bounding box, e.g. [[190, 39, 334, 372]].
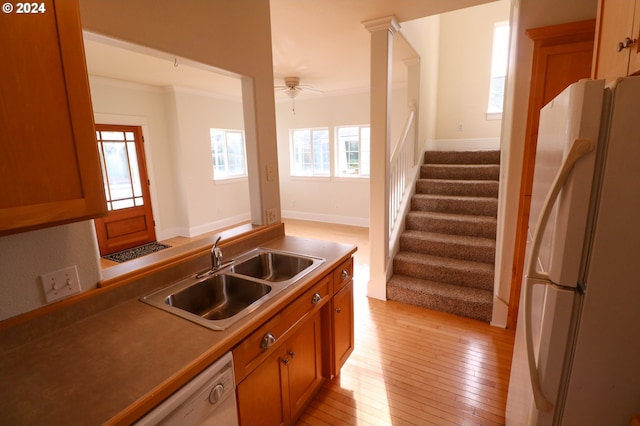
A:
[[283, 219, 515, 426], [101, 219, 515, 424]]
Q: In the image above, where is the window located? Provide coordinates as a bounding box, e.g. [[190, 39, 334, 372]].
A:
[[290, 128, 330, 176], [487, 22, 510, 116], [336, 126, 370, 177], [210, 129, 247, 180], [96, 126, 145, 211]]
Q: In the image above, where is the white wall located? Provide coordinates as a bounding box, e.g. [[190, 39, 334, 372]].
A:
[[435, 1, 510, 142], [90, 78, 250, 240], [170, 88, 251, 235], [403, 1, 510, 153], [276, 87, 409, 227], [402, 15, 441, 153]]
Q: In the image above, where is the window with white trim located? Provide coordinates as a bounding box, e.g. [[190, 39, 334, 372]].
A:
[[290, 128, 330, 176], [210, 129, 247, 180], [487, 22, 509, 117], [336, 125, 370, 177]]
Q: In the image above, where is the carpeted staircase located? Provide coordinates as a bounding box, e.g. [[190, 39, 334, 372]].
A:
[[387, 150, 500, 323]]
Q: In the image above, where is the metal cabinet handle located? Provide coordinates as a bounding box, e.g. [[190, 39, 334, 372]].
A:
[[336, 307, 342, 314], [340, 269, 349, 280], [289, 351, 296, 358], [311, 292, 322, 305], [617, 37, 638, 52], [260, 332, 276, 350], [282, 357, 290, 366]]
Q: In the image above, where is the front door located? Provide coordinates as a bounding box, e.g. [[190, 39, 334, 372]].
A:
[[93, 124, 156, 256]]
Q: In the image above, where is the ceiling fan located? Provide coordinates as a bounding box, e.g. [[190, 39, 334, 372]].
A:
[[275, 76, 322, 114], [275, 76, 323, 99]]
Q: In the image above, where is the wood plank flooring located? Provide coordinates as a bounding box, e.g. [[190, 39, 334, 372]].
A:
[[284, 219, 515, 426]]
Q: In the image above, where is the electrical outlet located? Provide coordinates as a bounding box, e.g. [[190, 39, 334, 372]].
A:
[[266, 208, 277, 225], [40, 265, 81, 303]]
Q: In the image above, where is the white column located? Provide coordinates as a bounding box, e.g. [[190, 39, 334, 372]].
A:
[[363, 16, 400, 300]]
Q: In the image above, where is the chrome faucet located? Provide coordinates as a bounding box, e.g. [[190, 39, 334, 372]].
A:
[[195, 236, 226, 279], [211, 236, 223, 269]]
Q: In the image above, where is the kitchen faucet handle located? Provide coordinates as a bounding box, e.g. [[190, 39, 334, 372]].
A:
[[211, 236, 223, 268]]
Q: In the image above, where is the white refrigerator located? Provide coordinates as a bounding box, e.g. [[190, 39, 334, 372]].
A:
[[506, 76, 640, 425]]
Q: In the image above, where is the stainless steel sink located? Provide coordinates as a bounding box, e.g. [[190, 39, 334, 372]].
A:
[[166, 274, 271, 320], [231, 249, 317, 282], [140, 248, 325, 331]]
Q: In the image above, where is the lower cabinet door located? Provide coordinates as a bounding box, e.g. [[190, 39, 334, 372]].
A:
[[286, 311, 323, 420], [236, 344, 288, 426], [333, 281, 354, 372]]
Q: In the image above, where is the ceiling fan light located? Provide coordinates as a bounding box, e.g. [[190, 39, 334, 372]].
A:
[[285, 87, 300, 99]]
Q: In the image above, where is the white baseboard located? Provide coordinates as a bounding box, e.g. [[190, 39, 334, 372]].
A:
[[426, 137, 500, 151], [156, 213, 252, 240], [282, 210, 369, 228], [187, 213, 252, 238], [490, 295, 508, 328], [155, 227, 188, 241]]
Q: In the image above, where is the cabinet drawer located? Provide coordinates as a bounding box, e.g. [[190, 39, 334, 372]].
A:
[[233, 276, 330, 383], [332, 257, 353, 294]]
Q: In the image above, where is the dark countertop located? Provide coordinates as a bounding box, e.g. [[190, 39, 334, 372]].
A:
[[0, 234, 356, 425]]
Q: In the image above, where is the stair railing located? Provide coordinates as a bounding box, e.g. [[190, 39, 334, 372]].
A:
[[389, 106, 416, 239]]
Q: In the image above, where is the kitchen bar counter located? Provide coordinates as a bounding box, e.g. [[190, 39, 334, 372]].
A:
[[0, 227, 356, 425]]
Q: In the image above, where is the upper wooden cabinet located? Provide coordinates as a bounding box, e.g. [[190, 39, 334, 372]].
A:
[[0, 0, 106, 235], [592, 0, 640, 81]]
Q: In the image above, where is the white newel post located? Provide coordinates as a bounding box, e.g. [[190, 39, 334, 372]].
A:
[[363, 16, 400, 300]]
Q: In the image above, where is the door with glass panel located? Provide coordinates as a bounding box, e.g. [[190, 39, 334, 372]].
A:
[[93, 125, 156, 256]]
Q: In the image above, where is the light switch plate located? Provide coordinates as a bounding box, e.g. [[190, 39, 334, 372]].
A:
[[40, 265, 81, 303]]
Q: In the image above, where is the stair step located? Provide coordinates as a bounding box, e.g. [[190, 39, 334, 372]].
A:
[[416, 179, 499, 197], [400, 230, 496, 264], [406, 211, 497, 238], [421, 164, 500, 181], [393, 251, 494, 291], [387, 275, 493, 322], [387, 150, 500, 323], [424, 150, 500, 165], [411, 194, 498, 217]]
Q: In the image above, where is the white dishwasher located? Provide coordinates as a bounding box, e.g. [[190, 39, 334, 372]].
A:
[[136, 352, 238, 426]]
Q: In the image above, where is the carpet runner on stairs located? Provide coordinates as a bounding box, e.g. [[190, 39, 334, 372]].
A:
[[387, 150, 500, 322]]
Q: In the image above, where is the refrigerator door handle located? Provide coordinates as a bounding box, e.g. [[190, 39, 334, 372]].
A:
[[526, 138, 594, 281], [523, 138, 594, 412]]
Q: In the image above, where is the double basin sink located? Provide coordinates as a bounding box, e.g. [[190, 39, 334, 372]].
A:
[[141, 248, 325, 330]]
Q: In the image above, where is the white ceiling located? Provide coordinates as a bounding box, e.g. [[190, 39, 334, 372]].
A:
[[83, 0, 495, 99]]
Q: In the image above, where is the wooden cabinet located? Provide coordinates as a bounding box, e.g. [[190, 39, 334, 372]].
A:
[[0, 0, 106, 235], [236, 313, 322, 426], [236, 344, 287, 426], [332, 281, 354, 372], [328, 257, 354, 376], [234, 278, 329, 425], [284, 312, 323, 419], [234, 257, 355, 425], [592, 0, 640, 82], [508, 20, 595, 329]]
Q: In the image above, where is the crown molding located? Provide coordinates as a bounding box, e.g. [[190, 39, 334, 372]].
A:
[[362, 16, 401, 34]]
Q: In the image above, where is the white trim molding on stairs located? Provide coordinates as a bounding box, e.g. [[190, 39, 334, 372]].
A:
[[387, 150, 500, 323]]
